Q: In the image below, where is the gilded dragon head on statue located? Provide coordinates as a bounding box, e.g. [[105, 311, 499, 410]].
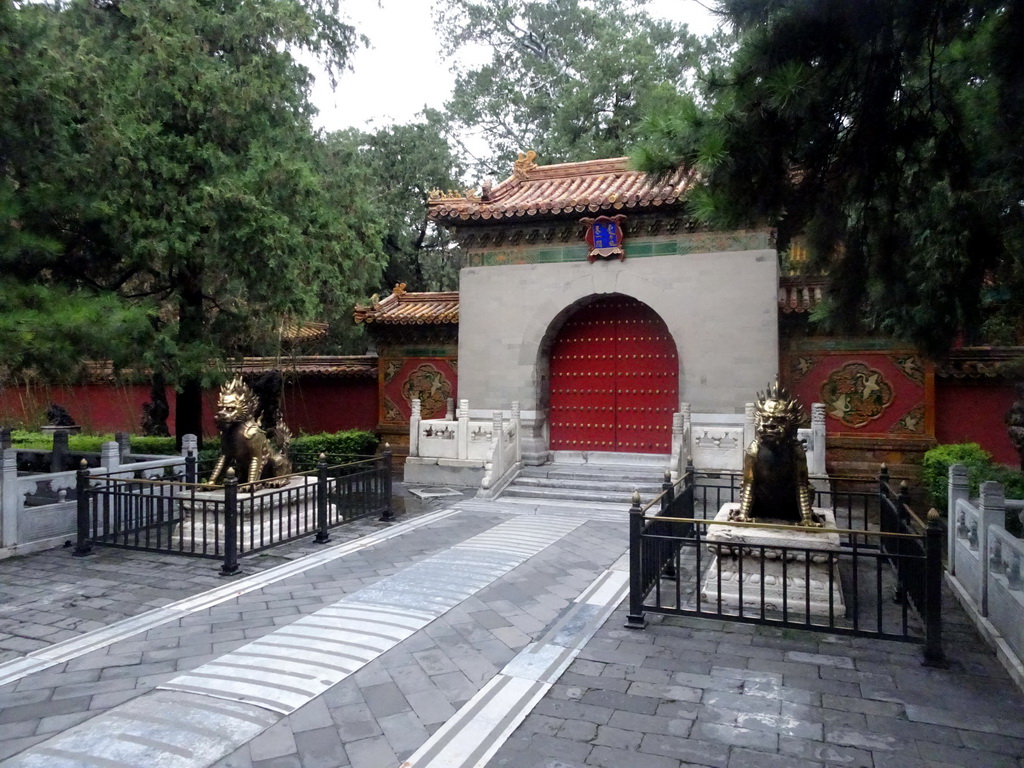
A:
[[215, 376, 260, 425], [753, 382, 803, 447]]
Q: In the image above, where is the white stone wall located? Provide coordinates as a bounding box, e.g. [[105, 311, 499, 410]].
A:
[[457, 248, 780, 422]]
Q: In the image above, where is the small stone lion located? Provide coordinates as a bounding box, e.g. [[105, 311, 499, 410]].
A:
[[207, 376, 292, 487], [730, 383, 823, 527]]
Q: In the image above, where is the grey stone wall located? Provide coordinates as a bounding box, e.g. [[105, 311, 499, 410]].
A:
[[458, 247, 779, 419]]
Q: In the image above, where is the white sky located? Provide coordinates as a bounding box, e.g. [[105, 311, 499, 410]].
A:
[[309, 0, 722, 133]]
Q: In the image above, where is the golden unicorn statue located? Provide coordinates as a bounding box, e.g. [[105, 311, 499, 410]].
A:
[[206, 376, 292, 487], [731, 382, 823, 527]]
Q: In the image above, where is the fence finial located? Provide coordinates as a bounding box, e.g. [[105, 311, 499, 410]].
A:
[[631, 490, 641, 506]]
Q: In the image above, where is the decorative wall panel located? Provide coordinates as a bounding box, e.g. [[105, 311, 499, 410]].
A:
[[380, 356, 457, 425], [783, 349, 933, 438]]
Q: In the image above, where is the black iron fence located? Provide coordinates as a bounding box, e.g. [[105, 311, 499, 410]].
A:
[[74, 450, 393, 574], [627, 467, 945, 665]]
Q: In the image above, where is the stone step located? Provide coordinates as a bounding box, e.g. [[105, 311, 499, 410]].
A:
[[518, 465, 669, 483], [500, 484, 661, 505], [510, 476, 665, 494]]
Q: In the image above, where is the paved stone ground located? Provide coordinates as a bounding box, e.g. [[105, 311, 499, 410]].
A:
[[0, 489, 1023, 768], [0, 493, 442, 664]]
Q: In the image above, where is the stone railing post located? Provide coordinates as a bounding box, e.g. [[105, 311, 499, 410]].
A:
[[742, 403, 755, 454], [511, 401, 521, 461], [948, 464, 969, 575], [409, 398, 422, 458], [978, 480, 1006, 616], [457, 399, 470, 460], [491, 411, 505, 478], [115, 431, 131, 460], [809, 403, 826, 475], [445, 397, 455, 421], [100, 441, 121, 473], [670, 411, 685, 483], [1, 449, 17, 549], [681, 403, 692, 472], [51, 429, 70, 473], [180, 433, 198, 459]]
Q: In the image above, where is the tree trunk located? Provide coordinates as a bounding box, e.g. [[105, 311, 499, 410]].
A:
[[174, 265, 205, 450], [175, 380, 204, 450]]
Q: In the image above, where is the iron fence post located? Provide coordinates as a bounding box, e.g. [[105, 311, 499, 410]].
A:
[[923, 508, 948, 668], [684, 457, 696, 536], [220, 469, 240, 577], [315, 453, 330, 544], [185, 449, 196, 485], [73, 459, 92, 557], [625, 491, 647, 629], [893, 481, 912, 603], [379, 444, 394, 522], [660, 471, 677, 579]]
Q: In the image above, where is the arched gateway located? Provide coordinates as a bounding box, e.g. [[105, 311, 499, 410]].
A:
[[548, 296, 678, 454]]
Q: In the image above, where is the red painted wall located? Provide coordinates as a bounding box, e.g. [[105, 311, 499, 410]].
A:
[[282, 379, 377, 435], [0, 377, 377, 437], [936, 381, 1019, 466]]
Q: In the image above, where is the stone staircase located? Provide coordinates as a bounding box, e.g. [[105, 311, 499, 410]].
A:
[[498, 452, 671, 506]]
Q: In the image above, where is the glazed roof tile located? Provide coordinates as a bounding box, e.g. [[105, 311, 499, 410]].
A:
[[354, 284, 459, 326], [83, 356, 377, 382], [235, 356, 376, 378], [427, 154, 693, 224], [279, 321, 328, 343]]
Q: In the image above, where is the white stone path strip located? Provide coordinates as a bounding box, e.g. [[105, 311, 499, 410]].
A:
[[0, 508, 460, 690], [402, 559, 630, 768], [3, 515, 587, 767]]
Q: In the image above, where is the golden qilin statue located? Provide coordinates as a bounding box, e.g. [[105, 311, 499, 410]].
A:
[[206, 376, 292, 487], [730, 383, 823, 527]]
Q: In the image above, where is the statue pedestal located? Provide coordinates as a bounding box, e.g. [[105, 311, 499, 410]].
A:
[[174, 477, 321, 548], [699, 504, 845, 619]]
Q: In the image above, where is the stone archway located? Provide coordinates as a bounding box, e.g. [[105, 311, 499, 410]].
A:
[[547, 296, 678, 454]]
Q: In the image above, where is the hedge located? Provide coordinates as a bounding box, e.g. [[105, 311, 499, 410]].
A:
[[8, 429, 379, 466], [922, 442, 1024, 536]]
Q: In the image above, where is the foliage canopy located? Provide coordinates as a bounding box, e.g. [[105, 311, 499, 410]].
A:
[[1, 0, 388, 437], [435, 0, 714, 176], [636, 0, 1024, 354]]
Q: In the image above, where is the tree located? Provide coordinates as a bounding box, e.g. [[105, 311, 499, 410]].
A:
[[0, 0, 387, 442], [434, 0, 710, 176], [328, 112, 467, 293], [636, 0, 1024, 355]]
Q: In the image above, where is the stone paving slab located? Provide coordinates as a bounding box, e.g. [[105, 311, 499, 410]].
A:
[[0, 494, 451, 665], [2, 492, 1024, 768]]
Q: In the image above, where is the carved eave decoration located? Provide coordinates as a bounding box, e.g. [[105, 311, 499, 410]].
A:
[[936, 348, 1024, 380]]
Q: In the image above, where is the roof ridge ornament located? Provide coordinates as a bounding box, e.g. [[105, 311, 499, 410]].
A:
[[427, 188, 481, 202], [513, 150, 538, 180]]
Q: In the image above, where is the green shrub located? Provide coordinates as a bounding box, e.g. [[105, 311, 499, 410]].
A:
[[11, 430, 113, 452], [128, 437, 178, 455], [922, 443, 992, 511], [289, 430, 379, 470], [923, 443, 1024, 532]]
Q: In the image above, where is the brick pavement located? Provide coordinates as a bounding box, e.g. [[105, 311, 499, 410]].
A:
[[0, 492, 1023, 768], [0, 495, 441, 664]]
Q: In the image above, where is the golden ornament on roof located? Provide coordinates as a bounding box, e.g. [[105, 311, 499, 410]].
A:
[[513, 150, 538, 179]]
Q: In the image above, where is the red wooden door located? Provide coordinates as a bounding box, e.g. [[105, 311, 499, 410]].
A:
[[549, 297, 678, 453]]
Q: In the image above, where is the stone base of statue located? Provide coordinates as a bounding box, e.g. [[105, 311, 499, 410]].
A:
[[174, 476, 320, 548], [698, 503, 845, 618]]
